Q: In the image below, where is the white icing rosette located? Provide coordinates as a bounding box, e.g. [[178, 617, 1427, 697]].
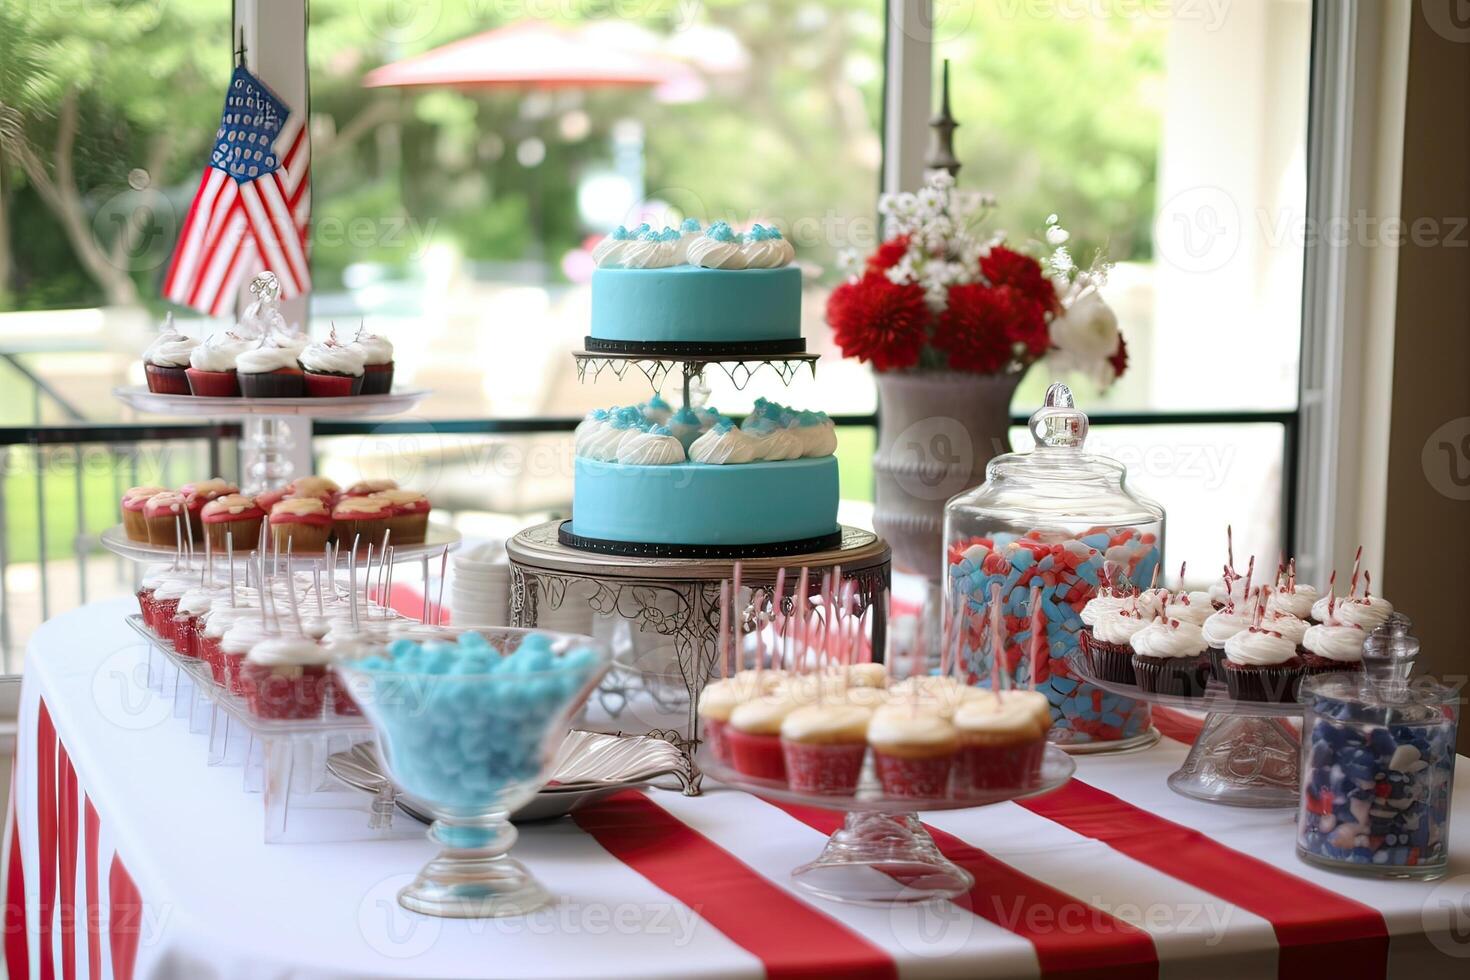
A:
[[616, 425, 686, 465], [189, 331, 253, 372], [671, 218, 702, 265], [790, 411, 837, 457], [743, 418, 802, 461], [300, 330, 367, 376], [687, 222, 749, 270], [143, 315, 199, 367], [573, 409, 614, 458], [689, 422, 757, 464], [740, 224, 795, 268]]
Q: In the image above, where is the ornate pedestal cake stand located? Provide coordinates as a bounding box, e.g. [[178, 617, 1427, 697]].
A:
[[1067, 649, 1302, 807], [508, 520, 891, 790]]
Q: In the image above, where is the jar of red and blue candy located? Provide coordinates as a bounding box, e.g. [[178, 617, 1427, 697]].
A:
[[1297, 668, 1456, 880], [942, 383, 1163, 749]]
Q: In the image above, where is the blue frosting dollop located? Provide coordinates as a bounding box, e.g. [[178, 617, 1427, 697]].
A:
[[705, 221, 737, 243], [645, 393, 671, 411], [670, 406, 699, 427], [612, 406, 646, 429], [680, 218, 701, 233], [609, 226, 632, 242]]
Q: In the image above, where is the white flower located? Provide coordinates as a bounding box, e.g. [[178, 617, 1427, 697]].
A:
[[1046, 287, 1121, 387]]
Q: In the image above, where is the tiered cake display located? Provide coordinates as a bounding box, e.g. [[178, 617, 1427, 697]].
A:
[[563, 221, 840, 558]]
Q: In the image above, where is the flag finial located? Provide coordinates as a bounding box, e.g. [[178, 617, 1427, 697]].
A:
[[925, 59, 961, 178]]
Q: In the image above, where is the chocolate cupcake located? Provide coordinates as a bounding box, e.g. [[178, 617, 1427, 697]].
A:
[[1081, 609, 1147, 684], [349, 328, 394, 395], [141, 316, 198, 395], [1300, 621, 1366, 675], [1221, 627, 1303, 702], [1129, 618, 1210, 697], [236, 343, 305, 398], [1202, 607, 1250, 682]]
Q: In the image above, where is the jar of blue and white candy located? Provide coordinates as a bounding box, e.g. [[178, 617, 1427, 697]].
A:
[[943, 382, 1164, 749], [1297, 669, 1457, 880]]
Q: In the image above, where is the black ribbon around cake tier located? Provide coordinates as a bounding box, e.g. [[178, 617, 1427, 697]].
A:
[[557, 522, 843, 560], [581, 337, 807, 357]]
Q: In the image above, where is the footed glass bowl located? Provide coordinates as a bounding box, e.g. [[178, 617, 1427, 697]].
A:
[[336, 627, 610, 918]]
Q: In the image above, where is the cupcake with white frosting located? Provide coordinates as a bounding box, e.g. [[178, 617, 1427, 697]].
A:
[[348, 327, 395, 395], [726, 691, 800, 780], [1202, 606, 1251, 681], [300, 328, 367, 397], [1267, 582, 1319, 621], [952, 689, 1051, 794], [239, 636, 333, 720], [616, 425, 685, 465], [237, 340, 305, 398], [186, 331, 253, 397], [1130, 617, 1210, 697], [780, 703, 871, 795], [142, 314, 199, 395], [1081, 608, 1146, 683], [1301, 617, 1366, 675], [1164, 591, 1213, 627], [867, 703, 958, 799], [689, 420, 757, 464], [1222, 625, 1303, 702]]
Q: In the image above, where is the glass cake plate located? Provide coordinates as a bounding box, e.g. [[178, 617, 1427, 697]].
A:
[[113, 385, 430, 418], [1066, 648, 1305, 808], [700, 746, 1074, 905], [101, 521, 460, 565]]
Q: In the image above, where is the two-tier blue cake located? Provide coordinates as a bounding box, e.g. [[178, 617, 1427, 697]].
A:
[[566, 221, 838, 556]]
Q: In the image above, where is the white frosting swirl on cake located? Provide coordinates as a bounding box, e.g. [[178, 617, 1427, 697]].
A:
[[573, 410, 613, 458], [689, 423, 757, 464], [1302, 622, 1366, 662], [1080, 593, 1129, 627], [740, 226, 795, 268], [744, 419, 803, 461], [1334, 596, 1394, 631], [1130, 619, 1207, 659], [579, 421, 625, 462], [1223, 628, 1298, 666], [791, 412, 837, 457], [616, 426, 686, 465], [617, 234, 677, 269], [687, 223, 750, 270]]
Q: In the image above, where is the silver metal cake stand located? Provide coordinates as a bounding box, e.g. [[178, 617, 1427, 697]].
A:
[[507, 520, 891, 792], [572, 351, 819, 397], [1067, 649, 1303, 808]]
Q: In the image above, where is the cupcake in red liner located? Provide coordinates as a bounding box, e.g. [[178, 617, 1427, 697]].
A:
[[199, 606, 257, 685], [780, 703, 870, 795], [301, 329, 367, 397], [349, 328, 395, 395], [1129, 617, 1210, 697], [332, 495, 392, 550], [181, 478, 234, 541], [202, 494, 264, 551], [149, 578, 191, 645], [1300, 619, 1366, 675], [185, 331, 253, 396], [1202, 606, 1250, 682], [373, 489, 430, 544], [121, 486, 166, 542], [697, 675, 766, 765], [1080, 609, 1147, 684], [343, 478, 398, 497], [142, 492, 188, 547], [172, 588, 218, 657], [269, 498, 332, 553], [726, 696, 796, 782], [239, 637, 332, 721], [1222, 626, 1303, 702], [236, 343, 305, 397], [951, 690, 1050, 795], [141, 316, 198, 395], [220, 620, 277, 696], [868, 704, 958, 799]]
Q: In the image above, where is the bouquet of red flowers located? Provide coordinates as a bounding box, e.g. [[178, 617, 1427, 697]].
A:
[[827, 172, 1127, 387]]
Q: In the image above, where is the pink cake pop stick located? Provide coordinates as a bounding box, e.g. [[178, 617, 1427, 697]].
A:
[[795, 566, 810, 671], [718, 579, 730, 680], [988, 582, 1003, 693], [1226, 524, 1235, 572], [772, 567, 787, 669], [751, 589, 767, 676], [1237, 555, 1255, 614], [1028, 585, 1043, 691], [883, 587, 894, 680], [1348, 545, 1363, 597], [1363, 570, 1372, 600], [731, 562, 743, 672]]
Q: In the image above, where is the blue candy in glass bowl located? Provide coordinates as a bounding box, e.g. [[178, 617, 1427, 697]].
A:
[[336, 627, 610, 917]]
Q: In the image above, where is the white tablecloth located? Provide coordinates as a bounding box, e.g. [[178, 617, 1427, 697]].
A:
[[6, 598, 1470, 979]]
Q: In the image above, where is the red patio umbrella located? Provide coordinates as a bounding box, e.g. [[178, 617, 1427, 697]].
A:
[[363, 20, 691, 91]]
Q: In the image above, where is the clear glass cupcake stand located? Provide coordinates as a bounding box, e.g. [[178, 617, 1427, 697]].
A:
[[700, 747, 1074, 905], [112, 385, 430, 492], [99, 520, 461, 567], [1066, 649, 1303, 808]]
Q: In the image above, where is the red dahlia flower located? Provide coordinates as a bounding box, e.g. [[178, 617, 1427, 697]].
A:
[[980, 245, 1059, 316], [826, 272, 931, 371], [933, 282, 1047, 372], [867, 235, 912, 272]]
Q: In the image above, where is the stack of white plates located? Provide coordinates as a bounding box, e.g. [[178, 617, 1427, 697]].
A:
[[450, 542, 511, 629]]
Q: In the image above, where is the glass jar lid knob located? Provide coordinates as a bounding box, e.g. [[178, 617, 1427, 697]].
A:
[[1029, 382, 1089, 450]]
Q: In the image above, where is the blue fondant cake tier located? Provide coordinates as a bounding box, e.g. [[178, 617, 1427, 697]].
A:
[[590, 266, 801, 344], [570, 456, 838, 547]]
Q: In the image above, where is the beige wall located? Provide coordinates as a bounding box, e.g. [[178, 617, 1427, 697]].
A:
[[1382, 8, 1470, 751]]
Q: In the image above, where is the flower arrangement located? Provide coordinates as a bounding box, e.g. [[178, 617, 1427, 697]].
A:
[[827, 171, 1127, 388]]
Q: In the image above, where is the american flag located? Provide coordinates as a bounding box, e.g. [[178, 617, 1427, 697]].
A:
[[162, 66, 311, 316]]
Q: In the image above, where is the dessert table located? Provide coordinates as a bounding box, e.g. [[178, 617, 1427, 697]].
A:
[[6, 599, 1470, 979]]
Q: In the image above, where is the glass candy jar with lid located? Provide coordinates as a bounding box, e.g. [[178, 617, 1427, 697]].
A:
[[943, 382, 1164, 749]]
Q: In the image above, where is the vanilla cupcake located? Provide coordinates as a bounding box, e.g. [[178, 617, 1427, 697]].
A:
[[726, 693, 799, 781], [867, 704, 958, 799], [780, 703, 871, 794], [952, 690, 1050, 794], [349, 327, 395, 395]]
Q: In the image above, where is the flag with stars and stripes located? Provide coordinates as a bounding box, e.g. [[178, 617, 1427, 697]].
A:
[[162, 65, 311, 316]]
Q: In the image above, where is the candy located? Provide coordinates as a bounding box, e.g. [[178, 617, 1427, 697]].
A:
[[948, 525, 1158, 744]]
